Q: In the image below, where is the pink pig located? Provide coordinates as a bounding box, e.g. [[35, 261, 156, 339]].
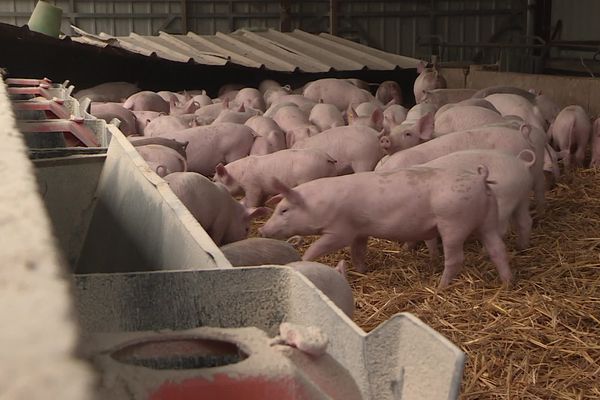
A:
[[433, 105, 504, 135], [273, 105, 320, 147], [164, 172, 268, 246], [376, 81, 403, 106], [309, 103, 345, 132], [90, 102, 137, 135], [123, 91, 170, 113], [244, 116, 287, 155], [423, 149, 535, 250], [303, 78, 375, 111], [382, 104, 408, 134], [213, 149, 337, 207], [292, 125, 384, 175], [234, 88, 266, 112], [484, 93, 547, 130], [136, 144, 188, 176], [414, 62, 447, 103], [375, 122, 547, 216], [158, 123, 256, 176], [347, 106, 384, 131], [547, 105, 591, 171], [145, 114, 199, 137], [259, 166, 512, 288], [379, 112, 435, 155]]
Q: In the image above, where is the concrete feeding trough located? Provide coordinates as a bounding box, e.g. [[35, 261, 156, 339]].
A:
[[76, 267, 465, 400], [32, 127, 230, 272]]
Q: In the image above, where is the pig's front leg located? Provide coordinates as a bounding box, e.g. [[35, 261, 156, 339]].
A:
[[302, 233, 351, 263], [350, 236, 369, 273]]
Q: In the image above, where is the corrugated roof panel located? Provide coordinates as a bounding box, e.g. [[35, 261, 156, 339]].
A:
[[68, 26, 421, 72], [186, 32, 263, 68], [234, 29, 330, 73], [215, 32, 298, 72], [157, 33, 229, 66], [289, 29, 396, 70], [255, 29, 365, 71], [318, 32, 421, 69]]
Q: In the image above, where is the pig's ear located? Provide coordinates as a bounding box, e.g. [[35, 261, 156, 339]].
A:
[[214, 163, 234, 184], [371, 109, 384, 126], [417, 61, 426, 74], [169, 97, 177, 111], [272, 178, 304, 206], [237, 103, 246, 112], [265, 194, 284, 207], [416, 112, 435, 140], [184, 90, 191, 101], [377, 128, 386, 139], [335, 260, 348, 278], [246, 207, 271, 220], [385, 98, 397, 108]]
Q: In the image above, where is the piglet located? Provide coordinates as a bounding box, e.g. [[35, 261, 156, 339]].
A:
[[90, 102, 137, 135], [288, 260, 354, 317], [136, 144, 187, 176], [123, 91, 170, 113], [347, 104, 384, 131], [244, 116, 287, 155], [303, 78, 374, 111], [376, 81, 403, 106], [292, 125, 383, 175], [309, 103, 345, 132], [220, 238, 301, 267], [414, 62, 447, 103], [164, 172, 268, 245], [547, 105, 591, 171], [259, 166, 511, 288], [214, 148, 337, 207], [74, 81, 140, 102]]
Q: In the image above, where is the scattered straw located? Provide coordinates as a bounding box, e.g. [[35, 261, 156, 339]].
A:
[[251, 168, 600, 399]]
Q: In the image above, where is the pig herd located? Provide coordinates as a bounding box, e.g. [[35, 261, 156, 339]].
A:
[[78, 63, 600, 316]]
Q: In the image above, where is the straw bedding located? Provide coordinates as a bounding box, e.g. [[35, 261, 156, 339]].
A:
[[251, 168, 600, 399]]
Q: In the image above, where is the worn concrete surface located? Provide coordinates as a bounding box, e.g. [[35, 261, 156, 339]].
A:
[[0, 81, 94, 397]]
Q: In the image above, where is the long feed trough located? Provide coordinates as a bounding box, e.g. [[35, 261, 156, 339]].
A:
[[252, 168, 600, 399]]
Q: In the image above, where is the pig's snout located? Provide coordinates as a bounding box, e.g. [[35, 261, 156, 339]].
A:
[[379, 136, 392, 153]]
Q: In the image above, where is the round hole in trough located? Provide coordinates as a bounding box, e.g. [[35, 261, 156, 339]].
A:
[[111, 336, 248, 370]]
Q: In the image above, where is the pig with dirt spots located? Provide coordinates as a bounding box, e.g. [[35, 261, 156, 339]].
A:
[[414, 62, 447, 104], [288, 260, 354, 317], [164, 172, 268, 245], [213, 149, 337, 207], [158, 123, 256, 176], [259, 166, 512, 288], [292, 125, 384, 175], [376, 122, 547, 216], [547, 105, 592, 171], [423, 149, 536, 250]]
